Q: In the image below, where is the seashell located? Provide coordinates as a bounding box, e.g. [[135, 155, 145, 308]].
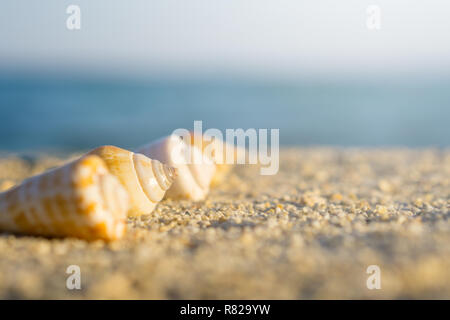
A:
[[88, 146, 177, 216], [0, 155, 129, 241], [187, 131, 244, 187], [137, 135, 216, 201]]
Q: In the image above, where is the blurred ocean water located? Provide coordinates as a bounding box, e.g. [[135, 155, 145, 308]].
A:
[[0, 75, 449, 152]]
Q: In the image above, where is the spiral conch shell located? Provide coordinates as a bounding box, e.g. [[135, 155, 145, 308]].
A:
[[137, 135, 216, 201], [0, 155, 129, 241], [88, 146, 177, 216], [187, 131, 243, 187]]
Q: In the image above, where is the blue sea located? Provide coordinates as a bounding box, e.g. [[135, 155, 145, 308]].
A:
[[0, 74, 449, 152]]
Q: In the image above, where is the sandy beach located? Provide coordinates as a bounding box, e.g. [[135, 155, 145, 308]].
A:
[[0, 148, 449, 299]]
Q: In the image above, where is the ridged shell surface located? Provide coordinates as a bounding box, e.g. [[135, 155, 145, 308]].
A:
[[137, 135, 216, 201], [88, 146, 177, 216], [0, 155, 129, 241]]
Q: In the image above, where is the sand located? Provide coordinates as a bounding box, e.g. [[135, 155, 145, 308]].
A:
[[0, 148, 449, 299]]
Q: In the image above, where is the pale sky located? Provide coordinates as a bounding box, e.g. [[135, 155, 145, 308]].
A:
[[1, 0, 450, 77]]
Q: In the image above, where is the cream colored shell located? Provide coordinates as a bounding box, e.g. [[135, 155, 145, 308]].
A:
[[187, 131, 245, 187], [88, 146, 177, 216], [0, 155, 129, 241], [137, 135, 216, 201]]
